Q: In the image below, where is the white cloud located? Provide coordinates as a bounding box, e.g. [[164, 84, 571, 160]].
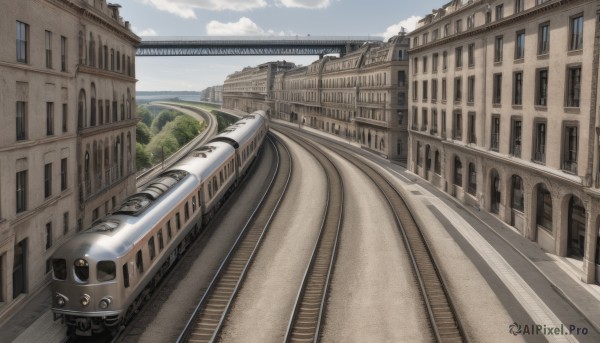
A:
[[206, 17, 287, 36], [136, 27, 158, 36], [379, 15, 422, 40], [136, 0, 268, 19], [274, 0, 333, 9]]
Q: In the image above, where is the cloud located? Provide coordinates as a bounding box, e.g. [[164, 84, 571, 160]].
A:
[[135, 0, 268, 19], [136, 27, 158, 36], [379, 15, 422, 40], [206, 17, 287, 36], [274, 0, 333, 9]]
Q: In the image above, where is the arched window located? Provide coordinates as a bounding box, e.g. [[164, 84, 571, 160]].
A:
[[536, 184, 552, 230], [434, 150, 441, 174], [78, 31, 85, 64], [454, 156, 462, 186], [568, 196, 586, 259], [88, 33, 95, 67], [78, 89, 86, 129], [468, 163, 476, 195], [511, 175, 524, 212], [90, 83, 96, 126]]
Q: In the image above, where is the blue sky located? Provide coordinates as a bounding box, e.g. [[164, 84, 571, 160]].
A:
[[121, 0, 445, 91]]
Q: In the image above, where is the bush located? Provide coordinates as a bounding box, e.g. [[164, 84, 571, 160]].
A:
[[151, 110, 181, 133], [145, 130, 180, 164], [136, 122, 153, 145], [136, 143, 151, 170], [169, 115, 203, 146], [136, 106, 153, 127]]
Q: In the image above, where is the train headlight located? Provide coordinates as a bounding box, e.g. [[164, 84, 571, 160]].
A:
[[99, 297, 112, 309], [80, 294, 91, 307], [55, 293, 68, 307]]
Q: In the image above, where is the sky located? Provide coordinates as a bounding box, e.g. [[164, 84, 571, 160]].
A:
[[120, 0, 446, 91]]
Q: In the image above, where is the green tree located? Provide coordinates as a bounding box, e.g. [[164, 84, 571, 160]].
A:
[[145, 130, 180, 164], [137, 106, 153, 127], [136, 122, 152, 145], [151, 110, 181, 133], [135, 143, 151, 170], [169, 115, 202, 146]]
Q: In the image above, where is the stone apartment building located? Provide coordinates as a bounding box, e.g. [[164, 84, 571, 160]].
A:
[[0, 0, 139, 318], [224, 33, 410, 161], [408, 0, 600, 283]]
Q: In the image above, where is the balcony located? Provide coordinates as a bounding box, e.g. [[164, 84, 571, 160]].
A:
[[354, 116, 390, 129]]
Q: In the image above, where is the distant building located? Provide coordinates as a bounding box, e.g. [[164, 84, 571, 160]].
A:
[[223, 33, 410, 161], [0, 0, 139, 318], [408, 0, 600, 283]]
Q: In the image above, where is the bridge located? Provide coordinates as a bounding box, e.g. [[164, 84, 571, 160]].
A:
[[136, 36, 384, 57]]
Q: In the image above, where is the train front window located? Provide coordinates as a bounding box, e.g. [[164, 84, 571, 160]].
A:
[[74, 258, 89, 281], [52, 259, 66, 280], [97, 261, 116, 282]]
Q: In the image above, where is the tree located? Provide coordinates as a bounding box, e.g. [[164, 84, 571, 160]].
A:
[[169, 115, 202, 146], [137, 106, 153, 127], [151, 110, 181, 133], [136, 122, 152, 145], [135, 143, 151, 170], [145, 130, 180, 164]]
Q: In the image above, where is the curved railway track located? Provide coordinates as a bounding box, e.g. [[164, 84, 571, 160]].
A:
[[280, 132, 344, 343], [177, 134, 293, 343], [276, 125, 467, 343]]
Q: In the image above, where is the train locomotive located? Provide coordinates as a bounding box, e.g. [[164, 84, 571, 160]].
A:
[[50, 110, 269, 336]]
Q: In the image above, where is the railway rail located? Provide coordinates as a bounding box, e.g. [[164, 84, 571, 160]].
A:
[[279, 131, 344, 342], [276, 124, 467, 343], [177, 135, 292, 343]]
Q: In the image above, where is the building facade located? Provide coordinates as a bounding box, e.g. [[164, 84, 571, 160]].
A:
[[223, 34, 410, 161], [408, 0, 600, 283], [0, 0, 138, 318]]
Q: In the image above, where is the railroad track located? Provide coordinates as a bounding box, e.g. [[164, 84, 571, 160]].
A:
[[278, 131, 344, 343], [277, 125, 467, 343], [177, 134, 293, 343]]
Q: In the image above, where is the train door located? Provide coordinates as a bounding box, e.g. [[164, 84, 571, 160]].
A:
[[12, 239, 27, 299]]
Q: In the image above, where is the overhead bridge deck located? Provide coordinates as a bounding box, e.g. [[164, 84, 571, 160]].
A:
[[136, 36, 384, 56]]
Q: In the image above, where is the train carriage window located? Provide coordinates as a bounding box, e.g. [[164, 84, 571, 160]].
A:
[[213, 177, 218, 192], [122, 264, 130, 288], [74, 258, 89, 282], [52, 259, 67, 280], [136, 250, 144, 273], [184, 202, 190, 221], [148, 237, 156, 261], [176, 213, 181, 230], [208, 182, 212, 199], [157, 229, 164, 251], [97, 261, 116, 282], [166, 221, 172, 240], [220, 171, 224, 184], [192, 196, 197, 212]]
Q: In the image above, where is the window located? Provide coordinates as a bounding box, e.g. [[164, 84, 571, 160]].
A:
[[166, 220, 172, 240], [467, 76, 475, 103], [123, 264, 130, 288], [16, 101, 27, 141], [455, 46, 463, 68], [422, 56, 428, 73], [444, 23, 450, 37], [467, 14, 474, 29], [184, 202, 190, 221], [45, 31, 52, 68], [512, 175, 524, 212], [46, 102, 54, 136], [468, 163, 477, 195], [468, 112, 476, 144], [148, 237, 156, 261], [468, 43, 475, 67], [398, 70, 406, 86], [441, 78, 447, 101], [44, 163, 52, 198], [513, 72, 523, 105], [495, 4, 504, 20], [493, 74, 502, 105], [62, 104, 67, 132], [432, 29, 439, 41], [536, 184, 552, 230], [432, 109, 438, 134], [441, 110, 447, 138], [136, 250, 144, 273], [16, 21, 28, 63], [97, 261, 116, 282], [538, 22, 550, 55], [432, 79, 438, 101], [423, 32, 429, 44], [491, 116, 500, 151], [536, 69, 549, 106], [413, 57, 418, 74], [46, 222, 52, 249], [511, 119, 522, 157], [413, 37, 419, 48], [422, 81, 428, 101], [412, 107, 418, 130], [569, 14, 584, 51], [158, 230, 164, 251], [453, 111, 462, 140], [16, 170, 27, 213], [454, 77, 462, 102], [494, 36, 503, 62], [421, 108, 428, 131], [176, 212, 181, 230], [455, 19, 462, 34], [454, 157, 463, 186], [52, 259, 66, 280], [563, 125, 578, 173], [515, 0, 524, 13], [566, 66, 581, 107], [412, 81, 418, 100], [63, 212, 69, 235], [515, 31, 525, 59], [432, 53, 438, 72], [442, 51, 447, 70], [533, 121, 546, 163], [60, 36, 67, 72]]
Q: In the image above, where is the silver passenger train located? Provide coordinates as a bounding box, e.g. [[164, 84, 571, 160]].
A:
[[51, 110, 269, 336]]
